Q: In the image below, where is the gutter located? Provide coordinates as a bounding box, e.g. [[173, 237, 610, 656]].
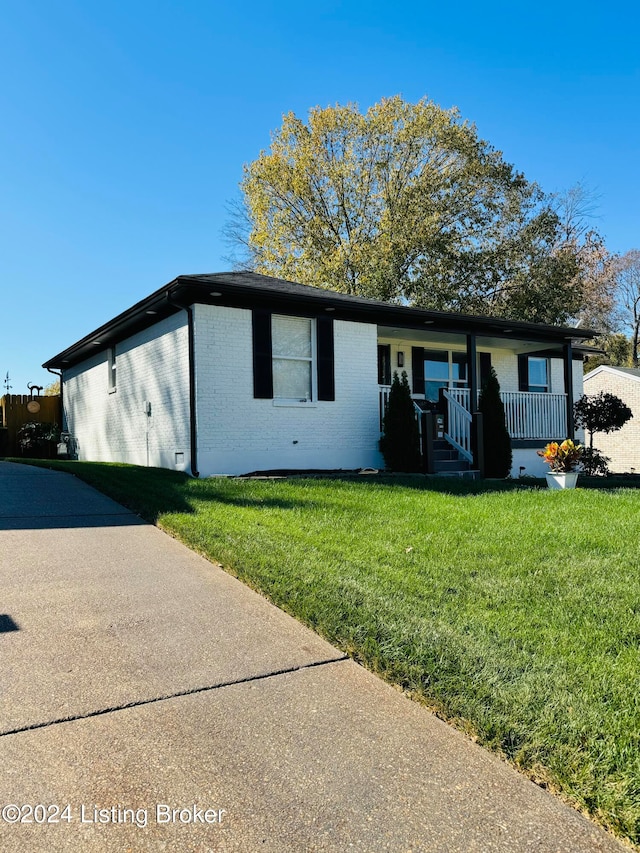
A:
[[167, 290, 199, 478], [46, 367, 63, 429]]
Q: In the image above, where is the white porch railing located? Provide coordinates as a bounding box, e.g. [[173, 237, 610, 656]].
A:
[[501, 392, 567, 440], [379, 385, 391, 431], [442, 389, 473, 461], [378, 386, 568, 441], [447, 387, 470, 410]]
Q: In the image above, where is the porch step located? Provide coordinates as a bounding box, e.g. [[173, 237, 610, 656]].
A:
[[433, 458, 471, 473], [430, 437, 473, 475], [433, 449, 460, 461]]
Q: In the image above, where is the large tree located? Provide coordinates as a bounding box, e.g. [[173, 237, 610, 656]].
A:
[[583, 333, 633, 373], [551, 183, 617, 332], [613, 250, 640, 366], [237, 96, 583, 324]]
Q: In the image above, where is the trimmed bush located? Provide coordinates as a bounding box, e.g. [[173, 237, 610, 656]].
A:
[[574, 392, 632, 451], [574, 392, 632, 476], [380, 371, 421, 472], [478, 367, 512, 478]]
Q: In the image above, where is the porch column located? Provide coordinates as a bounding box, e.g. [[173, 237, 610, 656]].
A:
[[563, 341, 575, 439], [466, 333, 480, 469], [466, 333, 478, 411]]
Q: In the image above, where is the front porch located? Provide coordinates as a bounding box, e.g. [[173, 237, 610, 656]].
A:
[[379, 385, 570, 476], [379, 386, 569, 440], [377, 322, 584, 477]]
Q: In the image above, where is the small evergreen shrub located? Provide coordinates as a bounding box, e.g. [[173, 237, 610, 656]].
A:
[[379, 371, 421, 472], [478, 367, 512, 478], [581, 447, 611, 476]]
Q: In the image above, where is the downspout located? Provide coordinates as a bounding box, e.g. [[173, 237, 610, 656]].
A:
[[167, 290, 199, 477], [46, 367, 63, 428]]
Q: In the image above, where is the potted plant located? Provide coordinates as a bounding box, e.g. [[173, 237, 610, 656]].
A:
[[537, 439, 583, 489]]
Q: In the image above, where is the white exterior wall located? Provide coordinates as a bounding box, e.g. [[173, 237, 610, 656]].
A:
[[61, 305, 587, 480], [63, 312, 191, 471], [193, 305, 382, 475]]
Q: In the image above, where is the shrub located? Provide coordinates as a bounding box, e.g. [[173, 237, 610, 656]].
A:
[[17, 421, 60, 452], [478, 367, 512, 477], [379, 371, 421, 472], [580, 447, 611, 476]]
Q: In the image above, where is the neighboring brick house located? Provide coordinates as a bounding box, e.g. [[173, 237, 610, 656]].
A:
[[582, 366, 640, 473], [43, 272, 594, 478]]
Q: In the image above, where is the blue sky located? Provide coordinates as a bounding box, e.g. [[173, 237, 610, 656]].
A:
[[1, 1, 638, 395]]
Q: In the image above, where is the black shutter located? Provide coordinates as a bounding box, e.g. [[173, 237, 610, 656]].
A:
[[517, 354, 529, 392], [479, 352, 492, 388], [412, 347, 425, 395], [252, 310, 273, 399], [377, 344, 391, 386], [317, 317, 335, 401]]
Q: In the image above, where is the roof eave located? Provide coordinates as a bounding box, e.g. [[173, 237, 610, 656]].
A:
[[43, 273, 598, 370]]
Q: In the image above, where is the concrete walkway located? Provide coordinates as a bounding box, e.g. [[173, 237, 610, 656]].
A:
[[0, 461, 626, 852]]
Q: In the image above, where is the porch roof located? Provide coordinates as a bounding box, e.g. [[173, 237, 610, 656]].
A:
[[44, 271, 597, 370]]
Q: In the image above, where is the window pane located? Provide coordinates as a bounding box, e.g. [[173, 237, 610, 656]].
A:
[[272, 316, 312, 358], [273, 358, 311, 399], [424, 351, 448, 381], [528, 358, 548, 388]]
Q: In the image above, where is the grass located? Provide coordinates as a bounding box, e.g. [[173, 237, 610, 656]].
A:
[[7, 459, 640, 844]]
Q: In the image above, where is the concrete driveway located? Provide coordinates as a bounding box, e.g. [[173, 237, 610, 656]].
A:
[[0, 461, 626, 852]]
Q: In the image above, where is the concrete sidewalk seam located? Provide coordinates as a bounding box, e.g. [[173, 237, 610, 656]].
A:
[[0, 654, 350, 738]]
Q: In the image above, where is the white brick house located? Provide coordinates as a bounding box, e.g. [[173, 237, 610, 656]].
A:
[[583, 366, 640, 473], [43, 272, 594, 478]]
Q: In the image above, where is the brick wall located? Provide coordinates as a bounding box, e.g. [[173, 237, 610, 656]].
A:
[[583, 368, 640, 473], [63, 312, 191, 471], [61, 303, 591, 479], [193, 304, 383, 475]]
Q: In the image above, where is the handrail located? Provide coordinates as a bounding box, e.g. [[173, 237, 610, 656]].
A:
[[379, 384, 391, 431], [442, 389, 473, 462], [413, 400, 424, 448]]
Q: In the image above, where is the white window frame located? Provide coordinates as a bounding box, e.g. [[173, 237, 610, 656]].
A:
[[107, 347, 117, 393], [271, 315, 317, 407]]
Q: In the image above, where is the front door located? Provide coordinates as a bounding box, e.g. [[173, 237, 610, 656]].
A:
[[424, 350, 468, 403]]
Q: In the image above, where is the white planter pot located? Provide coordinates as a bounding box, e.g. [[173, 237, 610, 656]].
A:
[[546, 472, 579, 490]]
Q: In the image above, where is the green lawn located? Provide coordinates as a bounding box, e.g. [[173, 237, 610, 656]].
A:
[[9, 460, 640, 844]]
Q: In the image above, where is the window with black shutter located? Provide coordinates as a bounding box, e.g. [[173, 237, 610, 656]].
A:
[[252, 311, 335, 402]]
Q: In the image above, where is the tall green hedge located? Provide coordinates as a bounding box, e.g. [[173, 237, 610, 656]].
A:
[[379, 371, 421, 472], [478, 367, 512, 478]]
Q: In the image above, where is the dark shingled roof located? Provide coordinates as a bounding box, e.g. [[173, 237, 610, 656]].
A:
[[43, 270, 598, 369]]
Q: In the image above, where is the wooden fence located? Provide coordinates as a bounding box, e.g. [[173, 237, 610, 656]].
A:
[[0, 394, 62, 457]]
